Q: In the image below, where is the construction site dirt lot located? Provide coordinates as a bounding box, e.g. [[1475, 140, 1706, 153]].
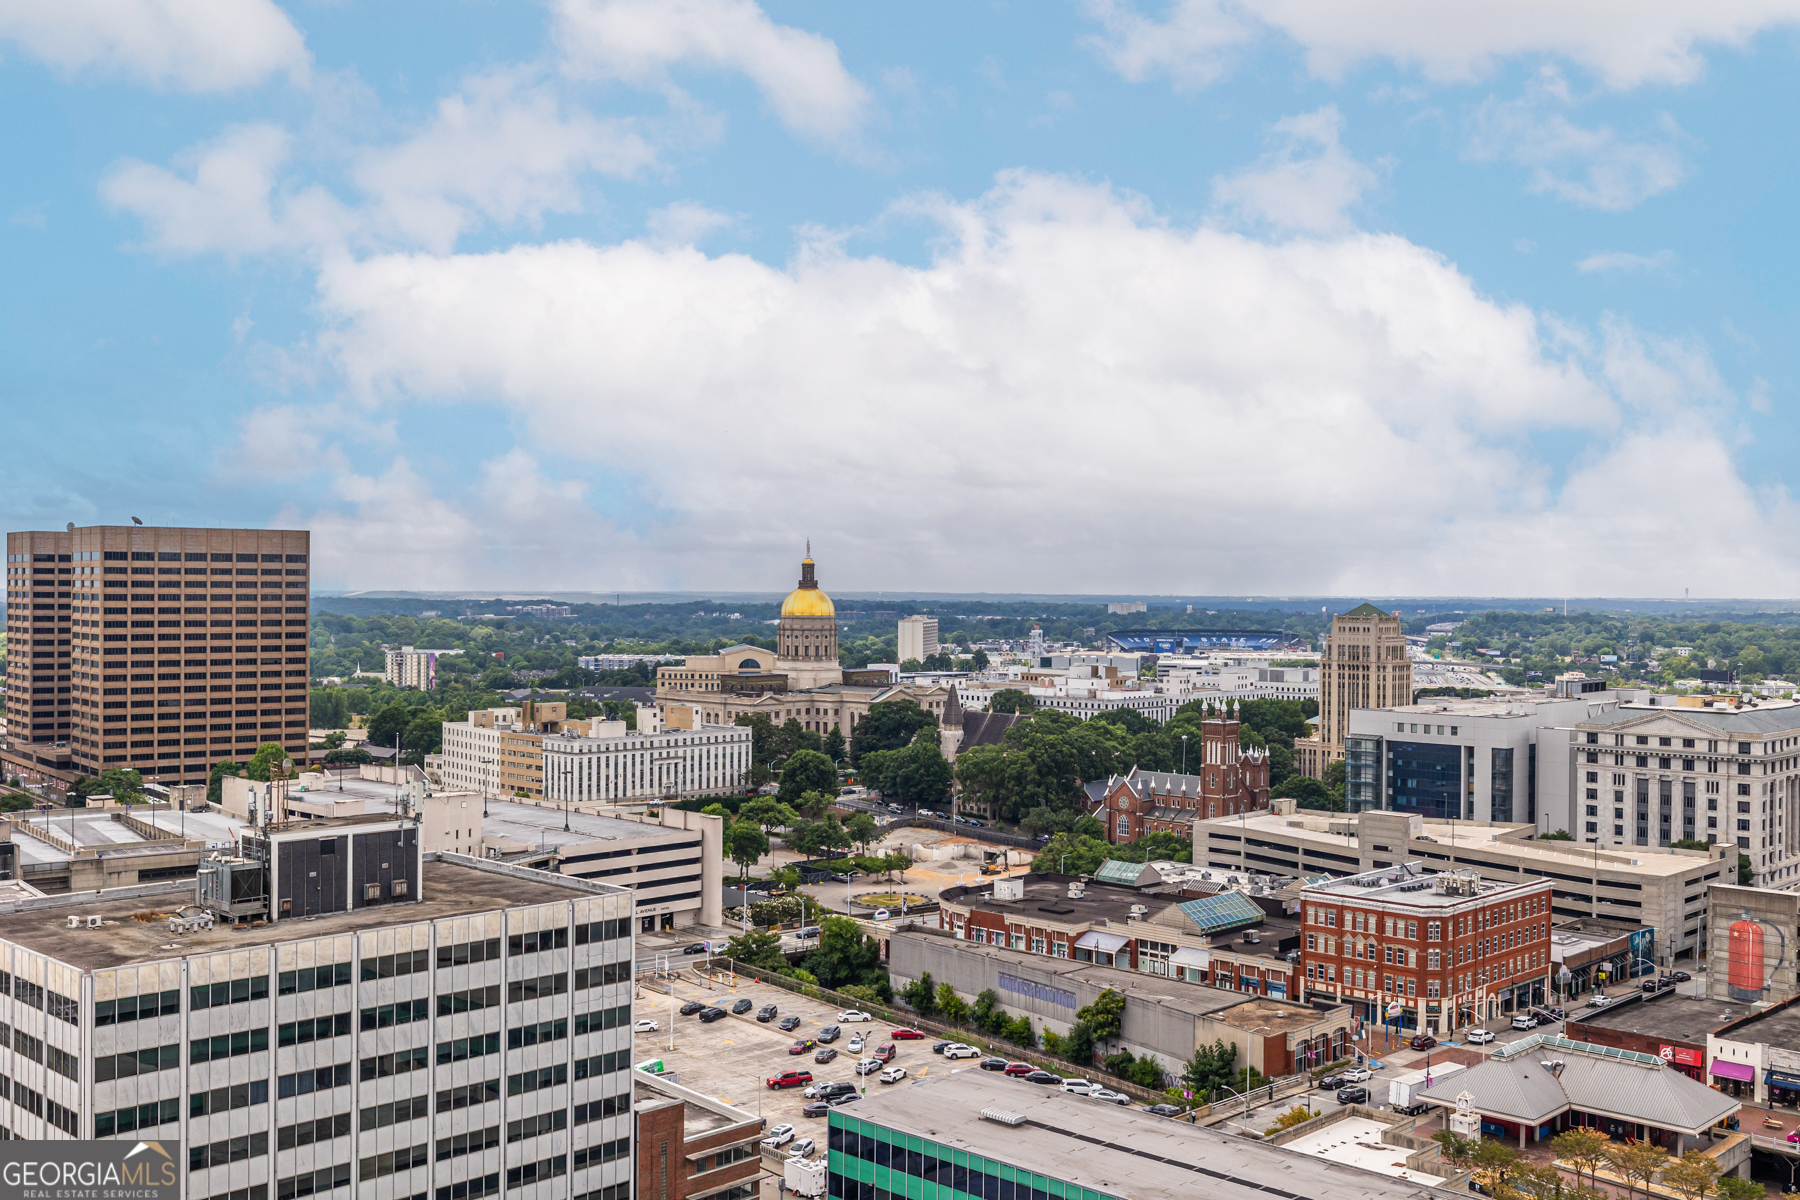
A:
[[634, 968, 956, 1136]]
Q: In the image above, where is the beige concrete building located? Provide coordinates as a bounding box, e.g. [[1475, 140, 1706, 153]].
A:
[[438, 700, 580, 800], [542, 719, 753, 802], [897, 614, 939, 663], [5, 524, 310, 789], [654, 551, 956, 736], [382, 644, 460, 689], [1295, 602, 1412, 779]]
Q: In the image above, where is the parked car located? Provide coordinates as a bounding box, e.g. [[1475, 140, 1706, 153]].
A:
[[1318, 1073, 1348, 1090], [779, 1016, 802, 1032], [1145, 1104, 1183, 1117], [814, 1047, 838, 1064], [1024, 1071, 1061, 1086], [804, 1081, 856, 1100], [795, 927, 822, 940], [801, 1101, 831, 1118], [1342, 1067, 1371, 1083], [888, 804, 904, 813], [767, 1070, 814, 1089], [932, 1041, 953, 1055], [1409, 1033, 1438, 1050], [1466, 1028, 1496, 1044], [679, 1001, 706, 1016], [872, 909, 891, 921], [1337, 1086, 1370, 1104], [789, 1040, 815, 1055], [1669, 971, 1692, 983], [789, 1139, 816, 1158], [828, 1093, 860, 1107], [1588, 993, 1615, 1008], [1003, 1062, 1035, 1077], [731, 999, 754, 1015], [873, 1043, 897, 1063], [1543, 1007, 1567, 1021], [699, 1008, 728, 1023], [757, 1005, 779, 1022], [838, 1010, 874, 1023], [944, 1045, 980, 1060], [847, 1035, 865, 1054], [1059, 1079, 1093, 1096], [879, 1066, 908, 1084], [762, 1126, 795, 1148], [890, 1028, 927, 1040], [683, 943, 710, 955], [818, 1025, 841, 1043], [1510, 1015, 1538, 1031], [633, 1019, 660, 1032], [1089, 1088, 1131, 1105], [855, 1058, 883, 1076], [979, 1057, 1010, 1072]]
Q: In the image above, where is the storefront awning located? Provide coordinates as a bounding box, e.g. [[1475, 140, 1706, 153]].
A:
[[1768, 1072, 1800, 1091], [1710, 1060, 1755, 1082], [1074, 930, 1130, 955], [1170, 946, 1212, 970]]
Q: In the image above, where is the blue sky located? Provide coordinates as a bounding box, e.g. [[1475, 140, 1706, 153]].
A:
[[4, 1, 1800, 597]]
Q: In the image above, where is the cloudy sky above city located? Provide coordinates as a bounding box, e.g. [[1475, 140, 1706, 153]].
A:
[[5, 1, 1800, 596]]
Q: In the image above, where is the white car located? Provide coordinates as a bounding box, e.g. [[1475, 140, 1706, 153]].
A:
[[1059, 1079, 1094, 1096], [944, 1044, 980, 1060], [879, 1066, 908, 1084], [762, 1126, 795, 1148], [838, 1010, 874, 1023], [855, 1058, 883, 1076], [1466, 1028, 1495, 1044], [1088, 1088, 1131, 1105], [872, 909, 891, 922], [789, 1139, 816, 1159], [1342, 1067, 1371, 1083], [1511, 1014, 1539, 1031], [633, 1019, 660, 1033], [847, 1035, 865, 1053]]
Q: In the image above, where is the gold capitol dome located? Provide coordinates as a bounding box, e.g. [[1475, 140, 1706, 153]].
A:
[[780, 542, 835, 618]]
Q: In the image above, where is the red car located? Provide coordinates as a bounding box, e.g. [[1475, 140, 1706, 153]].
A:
[[890, 1029, 927, 1040], [767, 1070, 814, 1090], [788, 1040, 816, 1055], [873, 1043, 897, 1063], [1002, 1062, 1035, 1077]]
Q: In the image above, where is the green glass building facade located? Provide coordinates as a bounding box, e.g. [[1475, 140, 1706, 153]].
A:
[[826, 1111, 1121, 1200]]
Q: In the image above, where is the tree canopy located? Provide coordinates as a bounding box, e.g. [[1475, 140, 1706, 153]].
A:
[[850, 700, 938, 764], [777, 749, 838, 805]]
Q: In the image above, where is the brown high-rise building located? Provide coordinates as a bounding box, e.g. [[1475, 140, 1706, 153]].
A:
[[4, 525, 310, 787], [1293, 602, 1412, 781]]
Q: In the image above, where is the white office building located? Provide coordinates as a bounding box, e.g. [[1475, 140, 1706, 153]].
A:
[[385, 646, 463, 690], [897, 615, 939, 664], [0, 818, 637, 1200], [541, 723, 753, 803]]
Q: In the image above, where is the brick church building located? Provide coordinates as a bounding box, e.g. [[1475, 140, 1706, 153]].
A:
[[1089, 707, 1271, 843]]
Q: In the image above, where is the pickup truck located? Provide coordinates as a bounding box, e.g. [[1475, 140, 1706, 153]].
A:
[[767, 1070, 814, 1090]]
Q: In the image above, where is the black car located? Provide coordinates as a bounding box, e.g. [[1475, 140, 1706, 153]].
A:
[[1318, 1073, 1347, 1090], [817, 1025, 841, 1044], [1669, 971, 1692, 983], [1023, 1071, 1061, 1086], [828, 1093, 860, 1107], [757, 1005, 779, 1022], [699, 1007, 728, 1023], [683, 943, 710, 955], [779, 1016, 802, 1032], [680, 1001, 706, 1016], [1145, 1104, 1183, 1118], [815, 1047, 839, 1064], [1337, 1086, 1369, 1104], [979, 1057, 1010, 1072], [802, 1102, 832, 1118], [932, 1041, 953, 1055], [731, 999, 754, 1015], [818, 1082, 856, 1099]]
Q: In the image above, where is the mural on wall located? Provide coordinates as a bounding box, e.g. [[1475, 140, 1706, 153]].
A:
[[1727, 911, 1789, 1002]]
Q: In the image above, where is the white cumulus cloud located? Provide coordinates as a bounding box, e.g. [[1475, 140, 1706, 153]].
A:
[[0, 0, 309, 91], [1211, 105, 1378, 234], [553, 0, 872, 148], [272, 171, 1799, 596]]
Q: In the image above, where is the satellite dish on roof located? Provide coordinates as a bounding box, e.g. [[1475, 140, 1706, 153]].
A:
[[131, 516, 143, 526], [66, 522, 74, 533]]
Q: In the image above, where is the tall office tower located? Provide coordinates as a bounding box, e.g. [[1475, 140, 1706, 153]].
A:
[[0, 820, 636, 1200], [1293, 603, 1412, 782], [897, 615, 938, 664], [4, 525, 311, 787]]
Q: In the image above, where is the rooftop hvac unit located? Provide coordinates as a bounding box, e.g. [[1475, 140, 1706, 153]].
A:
[[392, 879, 409, 897], [979, 1108, 1028, 1127], [365, 883, 382, 901]]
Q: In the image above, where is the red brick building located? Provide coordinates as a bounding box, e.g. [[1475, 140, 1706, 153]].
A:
[[1090, 713, 1270, 843], [633, 1071, 764, 1200], [1299, 863, 1552, 1037]]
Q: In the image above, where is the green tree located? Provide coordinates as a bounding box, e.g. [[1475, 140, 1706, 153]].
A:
[[1432, 1132, 1480, 1175], [310, 688, 351, 729], [1271, 773, 1336, 811], [740, 796, 800, 832], [734, 713, 776, 787], [1063, 1020, 1097, 1066], [778, 749, 838, 806], [1127, 1057, 1165, 1089], [1661, 1152, 1721, 1200], [245, 743, 293, 782], [903, 971, 939, 1016], [1322, 758, 1346, 808], [207, 760, 243, 805], [1671, 837, 1710, 851], [1551, 1127, 1613, 1188], [1078, 988, 1126, 1044], [799, 916, 883, 991], [822, 726, 847, 763], [723, 929, 789, 973], [1180, 1039, 1239, 1097], [971, 649, 990, 671], [323, 746, 372, 766], [988, 689, 1037, 714], [726, 821, 769, 883], [1539, 829, 1575, 841], [971, 988, 1005, 1033], [850, 700, 938, 764], [366, 703, 414, 750], [1714, 1176, 1764, 1200], [844, 811, 879, 854], [1002, 1015, 1035, 1047], [935, 983, 969, 1025], [1738, 853, 1755, 885]]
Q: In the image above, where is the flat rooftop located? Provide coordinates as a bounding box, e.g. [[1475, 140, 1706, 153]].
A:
[[0, 860, 597, 972], [1280, 1116, 1443, 1186], [1302, 862, 1535, 908], [939, 873, 1181, 926], [842, 1070, 1443, 1200], [1720, 1002, 1800, 1048], [1213, 997, 1338, 1035], [1565, 993, 1748, 1044], [481, 800, 683, 848]]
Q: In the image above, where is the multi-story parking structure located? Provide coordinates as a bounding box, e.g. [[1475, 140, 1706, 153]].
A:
[[0, 816, 635, 1200]]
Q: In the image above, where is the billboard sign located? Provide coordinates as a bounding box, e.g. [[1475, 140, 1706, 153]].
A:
[[0, 1141, 180, 1200]]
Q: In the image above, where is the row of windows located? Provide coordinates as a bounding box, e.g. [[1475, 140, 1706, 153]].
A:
[[360, 1143, 428, 1182], [95, 1042, 180, 1081], [364, 950, 431, 980], [362, 1000, 429, 1030], [280, 1014, 352, 1045], [191, 977, 271, 1009], [192, 1028, 271, 1061], [573, 1093, 631, 1125], [509, 1018, 566, 1049], [96, 1098, 178, 1137], [437, 1033, 500, 1065], [439, 985, 500, 1016], [279, 1064, 352, 1098], [437, 1125, 498, 1162], [362, 1048, 430, 1080], [94, 989, 181, 1024], [279, 964, 353, 994], [511, 973, 567, 1003], [191, 1132, 268, 1172], [194, 1080, 270, 1117], [362, 1095, 431, 1130], [279, 1113, 351, 1151], [437, 1080, 500, 1111]]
